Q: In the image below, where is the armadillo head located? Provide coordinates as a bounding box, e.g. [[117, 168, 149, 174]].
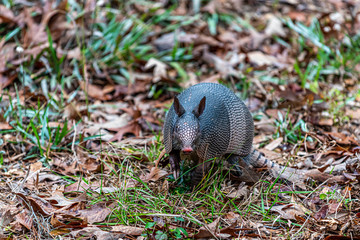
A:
[[172, 95, 206, 154]]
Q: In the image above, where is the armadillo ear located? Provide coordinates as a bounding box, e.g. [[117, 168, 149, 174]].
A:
[[173, 96, 185, 117], [193, 96, 206, 118]]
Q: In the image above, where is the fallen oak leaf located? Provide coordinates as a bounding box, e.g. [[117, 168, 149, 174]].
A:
[[108, 120, 141, 142]]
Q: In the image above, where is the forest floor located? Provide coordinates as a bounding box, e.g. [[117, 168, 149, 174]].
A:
[[0, 0, 360, 239]]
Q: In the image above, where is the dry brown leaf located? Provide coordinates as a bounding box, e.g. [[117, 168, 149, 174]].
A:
[[25, 161, 43, 187], [45, 190, 76, 207], [258, 148, 283, 161], [14, 210, 33, 230], [193, 217, 220, 239], [144, 58, 167, 82], [346, 108, 360, 119], [0, 74, 17, 91], [304, 169, 347, 184], [202, 50, 237, 77], [266, 203, 305, 220], [265, 14, 286, 37], [63, 103, 83, 121], [78, 202, 115, 224], [264, 137, 283, 151], [64, 181, 91, 193], [325, 132, 359, 145], [314, 204, 329, 220], [154, 31, 197, 51], [196, 35, 223, 47], [319, 118, 334, 126], [16, 193, 56, 216], [66, 47, 81, 60], [109, 121, 141, 142], [70, 226, 124, 239], [0, 6, 16, 24], [141, 167, 169, 182], [248, 51, 278, 67], [288, 11, 307, 22], [86, 112, 130, 136], [0, 122, 13, 130], [111, 225, 144, 236], [226, 184, 249, 199], [79, 81, 112, 101]]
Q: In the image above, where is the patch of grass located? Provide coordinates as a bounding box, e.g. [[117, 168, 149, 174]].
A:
[[274, 110, 311, 145], [287, 17, 360, 93], [85, 145, 267, 237]]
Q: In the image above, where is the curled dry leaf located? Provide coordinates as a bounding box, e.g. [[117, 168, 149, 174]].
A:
[[141, 166, 169, 182], [144, 58, 167, 82], [264, 14, 286, 37], [16, 193, 56, 216], [86, 112, 131, 135], [193, 217, 220, 239], [45, 189, 76, 207]]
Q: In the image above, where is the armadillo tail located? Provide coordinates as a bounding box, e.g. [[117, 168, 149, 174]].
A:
[[246, 147, 284, 174], [244, 147, 305, 184]]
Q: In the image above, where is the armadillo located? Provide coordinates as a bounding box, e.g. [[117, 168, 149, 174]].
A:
[[163, 82, 285, 184]]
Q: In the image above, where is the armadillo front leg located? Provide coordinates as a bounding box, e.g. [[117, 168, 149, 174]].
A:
[[169, 150, 181, 180], [191, 159, 211, 187]]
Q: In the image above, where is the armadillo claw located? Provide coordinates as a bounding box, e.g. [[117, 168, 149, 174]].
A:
[[173, 170, 179, 180]]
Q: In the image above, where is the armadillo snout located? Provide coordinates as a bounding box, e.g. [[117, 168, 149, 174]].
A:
[[182, 146, 193, 154]]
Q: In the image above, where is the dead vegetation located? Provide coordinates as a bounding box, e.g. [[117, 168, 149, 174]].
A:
[[0, 0, 360, 239]]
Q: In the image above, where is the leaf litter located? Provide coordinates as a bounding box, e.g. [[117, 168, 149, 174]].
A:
[[0, 0, 360, 239]]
